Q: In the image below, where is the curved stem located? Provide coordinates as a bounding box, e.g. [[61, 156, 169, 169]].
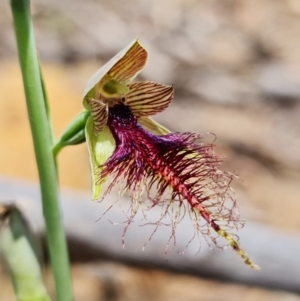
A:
[[53, 110, 90, 158], [53, 141, 64, 158], [10, 1, 73, 300]]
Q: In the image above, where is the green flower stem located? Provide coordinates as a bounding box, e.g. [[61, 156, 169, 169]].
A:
[[10, 1, 73, 301], [53, 110, 90, 157]]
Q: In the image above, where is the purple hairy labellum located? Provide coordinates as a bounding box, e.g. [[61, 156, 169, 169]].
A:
[[97, 103, 259, 269], [82, 39, 260, 269]]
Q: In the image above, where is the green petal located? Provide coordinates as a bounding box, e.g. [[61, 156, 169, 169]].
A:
[[85, 117, 116, 200], [138, 116, 170, 135], [83, 39, 147, 103], [126, 82, 174, 117]]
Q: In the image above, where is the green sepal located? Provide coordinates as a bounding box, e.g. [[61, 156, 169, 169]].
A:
[[85, 117, 116, 200], [0, 205, 51, 301], [53, 110, 90, 157]]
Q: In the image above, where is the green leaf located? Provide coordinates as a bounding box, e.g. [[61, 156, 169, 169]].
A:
[[0, 205, 51, 301], [85, 117, 116, 200]]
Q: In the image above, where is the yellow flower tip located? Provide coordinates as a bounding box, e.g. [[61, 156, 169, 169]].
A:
[[241, 252, 260, 270], [252, 263, 261, 270], [244, 259, 260, 270], [216, 227, 260, 269]]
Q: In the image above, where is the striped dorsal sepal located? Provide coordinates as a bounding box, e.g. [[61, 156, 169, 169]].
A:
[[108, 41, 148, 85]]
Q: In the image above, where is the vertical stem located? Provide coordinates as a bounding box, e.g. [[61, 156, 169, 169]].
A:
[[10, 1, 73, 300]]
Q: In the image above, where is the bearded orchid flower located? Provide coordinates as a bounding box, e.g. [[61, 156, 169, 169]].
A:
[[83, 39, 259, 269]]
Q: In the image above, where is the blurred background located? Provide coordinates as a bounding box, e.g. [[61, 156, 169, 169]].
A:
[[0, 0, 300, 300]]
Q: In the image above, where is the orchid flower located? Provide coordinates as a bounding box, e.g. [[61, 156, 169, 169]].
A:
[[83, 39, 259, 269]]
